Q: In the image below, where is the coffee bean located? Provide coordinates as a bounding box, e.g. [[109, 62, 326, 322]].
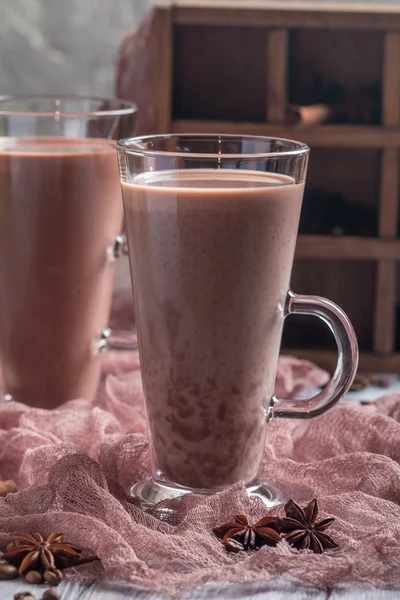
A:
[[42, 588, 61, 600], [14, 593, 36, 600], [224, 538, 244, 553], [25, 570, 44, 584], [372, 376, 390, 388], [0, 479, 17, 496], [0, 561, 18, 579], [350, 379, 366, 392], [43, 569, 63, 585]]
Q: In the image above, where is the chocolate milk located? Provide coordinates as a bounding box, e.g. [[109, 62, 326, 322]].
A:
[[0, 138, 123, 408], [122, 169, 304, 489]]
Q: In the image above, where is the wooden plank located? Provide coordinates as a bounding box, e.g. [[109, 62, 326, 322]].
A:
[[374, 260, 397, 354], [281, 348, 400, 374], [172, 120, 400, 148], [379, 33, 400, 236], [375, 154, 397, 355], [174, 6, 400, 30], [2, 575, 397, 599], [152, 8, 173, 134], [373, 32, 400, 355], [165, 0, 400, 14], [295, 236, 400, 261], [378, 149, 399, 237], [383, 32, 400, 128], [376, 152, 398, 358], [266, 29, 288, 123]]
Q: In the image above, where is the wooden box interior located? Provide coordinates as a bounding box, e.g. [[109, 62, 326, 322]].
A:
[[150, 2, 400, 372]]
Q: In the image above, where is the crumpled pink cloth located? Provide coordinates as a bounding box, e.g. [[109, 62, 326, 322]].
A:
[[0, 296, 399, 595]]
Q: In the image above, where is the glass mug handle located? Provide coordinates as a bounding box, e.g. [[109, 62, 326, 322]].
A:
[[271, 291, 358, 419], [94, 234, 127, 354], [98, 234, 138, 352], [113, 233, 129, 259]]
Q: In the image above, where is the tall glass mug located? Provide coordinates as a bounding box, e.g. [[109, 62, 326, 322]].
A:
[[117, 135, 358, 507], [0, 95, 137, 408]]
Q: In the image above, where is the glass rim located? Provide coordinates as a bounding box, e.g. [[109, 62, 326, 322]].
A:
[[117, 133, 309, 160], [0, 94, 138, 118]]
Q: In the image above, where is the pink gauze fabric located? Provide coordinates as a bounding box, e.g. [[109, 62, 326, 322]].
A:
[[0, 295, 399, 596]]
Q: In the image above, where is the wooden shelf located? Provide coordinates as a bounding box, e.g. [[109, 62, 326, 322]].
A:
[[142, 3, 400, 371], [172, 121, 400, 149], [296, 236, 400, 261], [167, 0, 400, 11], [175, 4, 400, 30]]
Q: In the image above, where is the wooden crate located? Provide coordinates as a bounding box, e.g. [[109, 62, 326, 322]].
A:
[[128, 0, 400, 373]]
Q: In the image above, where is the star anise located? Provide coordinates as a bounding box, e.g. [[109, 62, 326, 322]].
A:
[[2, 533, 84, 574], [213, 514, 281, 550], [281, 499, 338, 554]]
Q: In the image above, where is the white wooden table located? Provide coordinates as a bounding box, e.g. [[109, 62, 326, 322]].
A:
[[2, 576, 400, 600]]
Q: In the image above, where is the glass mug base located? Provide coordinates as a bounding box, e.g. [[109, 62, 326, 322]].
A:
[[129, 475, 282, 510]]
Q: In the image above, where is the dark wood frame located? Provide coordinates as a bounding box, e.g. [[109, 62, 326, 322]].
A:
[[151, 1, 400, 372]]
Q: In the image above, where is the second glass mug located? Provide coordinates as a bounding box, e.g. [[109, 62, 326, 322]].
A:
[[117, 134, 359, 507], [0, 95, 137, 409]]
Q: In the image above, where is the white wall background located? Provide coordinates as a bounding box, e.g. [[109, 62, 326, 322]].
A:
[[0, 0, 151, 97]]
